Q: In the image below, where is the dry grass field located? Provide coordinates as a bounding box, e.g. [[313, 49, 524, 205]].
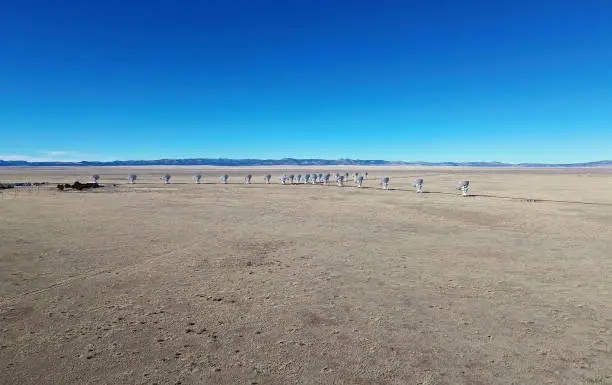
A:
[[1, 166, 611, 385]]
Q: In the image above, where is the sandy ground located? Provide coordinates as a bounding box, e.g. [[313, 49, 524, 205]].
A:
[[1, 166, 611, 385]]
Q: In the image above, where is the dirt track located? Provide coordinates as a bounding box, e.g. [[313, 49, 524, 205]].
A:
[[1, 167, 611, 384]]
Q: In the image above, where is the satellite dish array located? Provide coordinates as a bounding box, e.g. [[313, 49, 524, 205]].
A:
[[114, 173, 471, 196], [105, 173, 472, 196]]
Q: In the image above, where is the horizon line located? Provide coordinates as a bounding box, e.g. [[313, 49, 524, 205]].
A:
[[1, 157, 611, 168]]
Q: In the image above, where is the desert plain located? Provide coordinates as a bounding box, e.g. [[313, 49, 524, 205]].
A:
[[0, 166, 611, 385]]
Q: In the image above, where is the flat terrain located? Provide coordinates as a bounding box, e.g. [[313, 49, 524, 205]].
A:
[[1, 166, 611, 385]]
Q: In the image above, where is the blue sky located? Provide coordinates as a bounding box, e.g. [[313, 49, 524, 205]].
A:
[[1, 0, 611, 163]]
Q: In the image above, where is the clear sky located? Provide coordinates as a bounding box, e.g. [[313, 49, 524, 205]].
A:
[[1, 0, 611, 163]]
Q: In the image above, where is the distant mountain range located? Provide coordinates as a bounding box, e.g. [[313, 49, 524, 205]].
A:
[[1, 158, 611, 167]]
